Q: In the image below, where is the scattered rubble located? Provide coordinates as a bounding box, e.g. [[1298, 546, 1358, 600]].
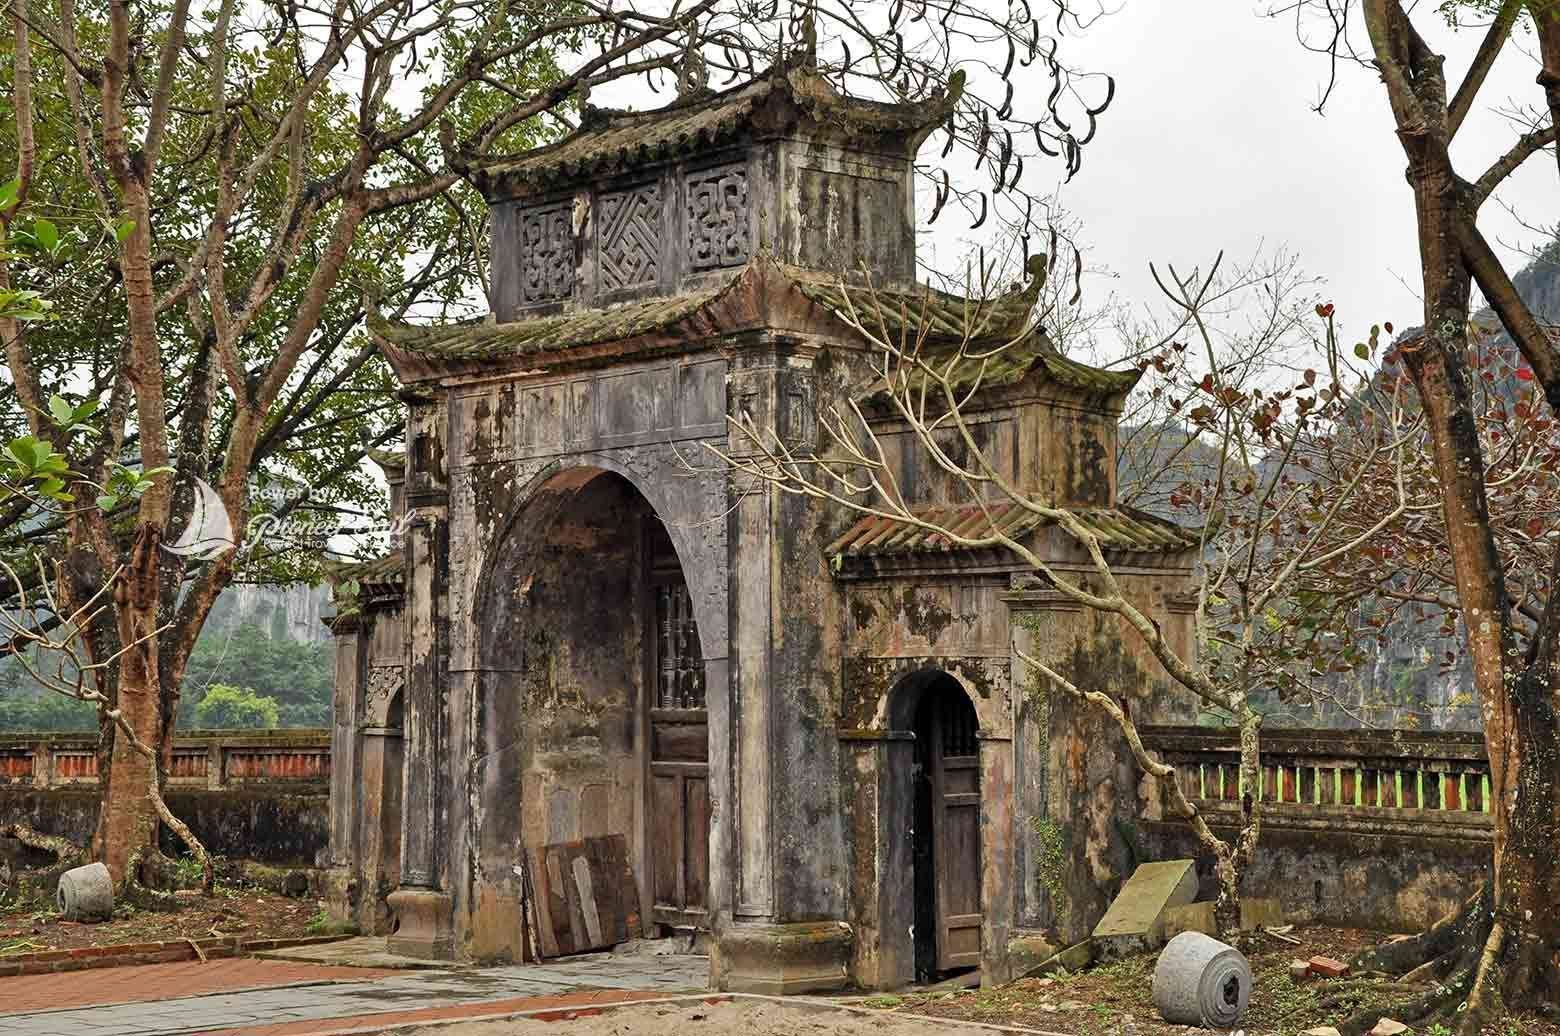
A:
[[1308, 954, 1351, 979]]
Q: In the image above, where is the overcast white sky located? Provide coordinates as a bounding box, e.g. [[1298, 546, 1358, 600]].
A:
[[997, 3, 1556, 354]]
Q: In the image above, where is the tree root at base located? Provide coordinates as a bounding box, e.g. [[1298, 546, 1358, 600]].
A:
[[122, 847, 182, 911], [1, 823, 84, 866], [1341, 881, 1558, 1036]]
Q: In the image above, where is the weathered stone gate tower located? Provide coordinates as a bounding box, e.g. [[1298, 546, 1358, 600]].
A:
[[327, 58, 1198, 993]]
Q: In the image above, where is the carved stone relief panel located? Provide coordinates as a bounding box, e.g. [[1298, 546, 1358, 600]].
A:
[[363, 665, 405, 727], [519, 202, 574, 304], [598, 184, 662, 292], [685, 163, 751, 270]]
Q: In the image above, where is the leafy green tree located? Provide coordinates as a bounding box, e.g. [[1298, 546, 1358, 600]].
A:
[[180, 623, 333, 728], [0, 692, 96, 732], [192, 685, 280, 731]]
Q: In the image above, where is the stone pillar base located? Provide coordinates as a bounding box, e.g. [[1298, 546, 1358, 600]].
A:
[[386, 887, 455, 960], [322, 867, 357, 927], [714, 921, 853, 995]]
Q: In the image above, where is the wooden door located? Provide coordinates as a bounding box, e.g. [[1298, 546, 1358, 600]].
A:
[[930, 692, 982, 970], [646, 529, 709, 929]]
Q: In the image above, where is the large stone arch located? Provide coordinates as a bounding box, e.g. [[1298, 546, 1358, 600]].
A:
[[459, 460, 729, 964]]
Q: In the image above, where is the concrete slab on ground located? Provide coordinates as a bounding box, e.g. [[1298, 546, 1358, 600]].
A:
[[255, 936, 459, 970], [1091, 859, 1198, 959]]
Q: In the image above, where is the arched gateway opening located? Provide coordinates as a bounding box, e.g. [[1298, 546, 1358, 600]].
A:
[[474, 466, 712, 954], [892, 670, 983, 983]]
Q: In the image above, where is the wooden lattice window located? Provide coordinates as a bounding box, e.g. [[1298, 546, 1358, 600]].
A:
[[655, 583, 705, 710]]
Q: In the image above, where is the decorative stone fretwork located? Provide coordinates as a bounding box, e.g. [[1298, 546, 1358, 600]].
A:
[[363, 665, 405, 727], [599, 184, 662, 292], [519, 202, 574, 304], [685, 164, 751, 270]]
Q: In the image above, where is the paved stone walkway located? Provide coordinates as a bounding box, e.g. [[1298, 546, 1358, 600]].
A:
[[0, 954, 710, 1036]]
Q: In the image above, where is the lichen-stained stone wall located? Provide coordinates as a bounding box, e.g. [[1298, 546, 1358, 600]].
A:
[[1006, 563, 1199, 949]]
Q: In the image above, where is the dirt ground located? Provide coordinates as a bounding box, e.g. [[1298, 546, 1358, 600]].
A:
[[0, 886, 325, 954], [402, 999, 1012, 1036], [862, 926, 1558, 1036]]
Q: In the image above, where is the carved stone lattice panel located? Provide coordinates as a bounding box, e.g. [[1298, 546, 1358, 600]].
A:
[[599, 185, 662, 292], [364, 665, 405, 727], [520, 203, 574, 304], [685, 164, 751, 270]]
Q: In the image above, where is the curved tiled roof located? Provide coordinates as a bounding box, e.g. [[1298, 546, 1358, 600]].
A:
[[368, 286, 731, 361], [325, 551, 405, 592], [370, 257, 1138, 399], [464, 64, 962, 195], [825, 502, 1199, 560]]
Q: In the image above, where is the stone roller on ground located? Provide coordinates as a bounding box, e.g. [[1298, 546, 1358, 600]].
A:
[[57, 861, 115, 922], [1151, 930, 1251, 1028]]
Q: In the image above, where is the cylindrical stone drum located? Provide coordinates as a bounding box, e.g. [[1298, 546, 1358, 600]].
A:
[[57, 861, 114, 922], [1152, 930, 1252, 1027]]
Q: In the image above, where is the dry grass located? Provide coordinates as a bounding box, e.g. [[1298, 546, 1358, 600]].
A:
[[0, 886, 323, 955], [859, 927, 1557, 1036]]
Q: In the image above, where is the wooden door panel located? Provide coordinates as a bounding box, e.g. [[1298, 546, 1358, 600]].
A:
[[646, 538, 710, 929], [933, 706, 982, 971], [684, 775, 710, 909], [650, 774, 683, 907]]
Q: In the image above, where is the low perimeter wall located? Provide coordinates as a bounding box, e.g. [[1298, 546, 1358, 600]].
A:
[[0, 729, 330, 866], [1137, 725, 1492, 931]]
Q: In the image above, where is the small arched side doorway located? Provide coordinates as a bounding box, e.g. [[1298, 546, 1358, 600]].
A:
[[896, 670, 983, 982]]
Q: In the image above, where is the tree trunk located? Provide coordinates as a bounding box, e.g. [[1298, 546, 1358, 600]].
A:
[[1353, 39, 1560, 1018], [1212, 850, 1240, 940], [96, 525, 163, 884]]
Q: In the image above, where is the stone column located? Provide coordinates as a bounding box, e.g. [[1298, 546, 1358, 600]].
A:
[[977, 729, 1016, 985], [839, 730, 916, 991], [323, 614, 363, 924], [714, 338, 852, 995], [326, 615, 363, 870], [387, 393, 455, 959]]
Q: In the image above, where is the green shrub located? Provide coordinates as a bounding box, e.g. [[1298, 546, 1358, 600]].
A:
[[193, 684, 281, 729]]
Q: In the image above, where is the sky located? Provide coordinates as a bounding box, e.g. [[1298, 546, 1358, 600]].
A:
[[1004, 3, 1556, 355]]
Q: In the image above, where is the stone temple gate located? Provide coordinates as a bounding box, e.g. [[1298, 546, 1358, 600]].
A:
[[324, 57, 1200, 993]]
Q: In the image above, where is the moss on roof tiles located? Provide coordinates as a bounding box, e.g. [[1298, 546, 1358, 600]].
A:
[[792, 276, 1035, 344], [371, 258, 1138, 400], [826, 503, 1198, 561], [369, 287, 728, 361], [466, 64, 961, 193], [473, 90, 760, 188], [326, 551, 405, 590], [788, 259, 1139, 399]]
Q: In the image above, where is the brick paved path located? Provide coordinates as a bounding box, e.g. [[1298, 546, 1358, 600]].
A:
[[0, 954, 709, 1036], [201, 989, 708, 1036], [0, 959, 399, 1014]]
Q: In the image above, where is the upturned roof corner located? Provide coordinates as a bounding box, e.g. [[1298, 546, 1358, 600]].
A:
[[458, 60, 964, 201]]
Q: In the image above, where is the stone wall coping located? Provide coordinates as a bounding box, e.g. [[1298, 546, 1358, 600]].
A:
[[1139, 724, 1487, 761], [0, 728, 330, 749]]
